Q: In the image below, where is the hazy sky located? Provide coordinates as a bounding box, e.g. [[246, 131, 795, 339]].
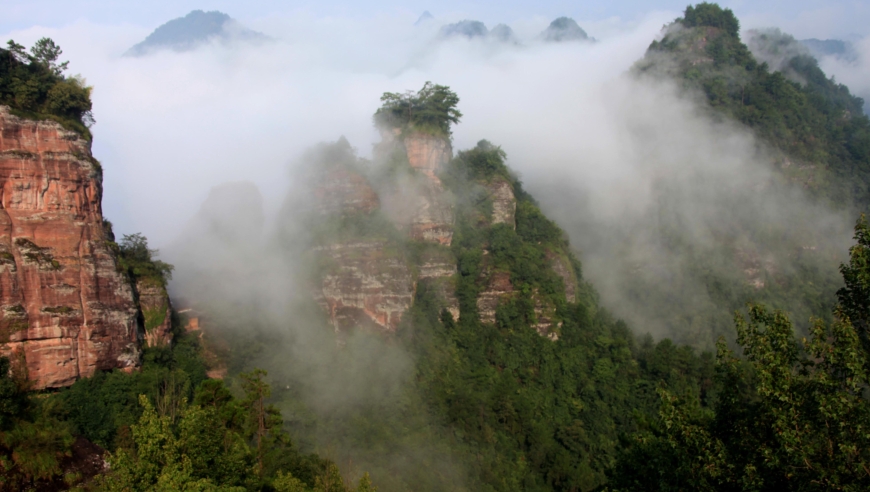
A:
[[4, 0, 869, 39]]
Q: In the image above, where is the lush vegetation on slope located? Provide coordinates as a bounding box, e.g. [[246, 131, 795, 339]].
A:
[[0, 38, 94, 139], [400, 140, 715, 490], [638, 3, 870, 209], [609, 218, 870, 491], [0, 232, 369, 491]]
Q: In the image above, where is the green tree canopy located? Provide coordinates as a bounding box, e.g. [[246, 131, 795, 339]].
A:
[[0, 37, 93, 137], [374, 81, 462, 137]]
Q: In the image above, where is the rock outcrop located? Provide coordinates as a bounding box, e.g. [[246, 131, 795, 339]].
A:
[[0, 107, 141, 389], [477, 270, 514, 324], [137, 279, 172, 347], [487, 178, 516, 228], [403, 133, 454, 245], [308, 146, 415, 334], [314, 164, 379, 216], [547, 251, 577, 303], [315, 241, 414, 333]]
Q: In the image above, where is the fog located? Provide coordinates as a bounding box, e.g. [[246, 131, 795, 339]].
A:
[[1, 7, 864, 486], [817, 36, 870, 114]]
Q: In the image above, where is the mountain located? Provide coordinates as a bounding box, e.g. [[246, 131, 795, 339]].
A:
[[439, 19, 488, 39], [801, 37, 856, 60], [439, 20, 520, 44], [125, 10, 268, 56], [540, 16, 592, 42], [4, 3, 870, 491], [638, 7, 870, 209], [490, 23, 519, 43], [414, 10, 434, 26]]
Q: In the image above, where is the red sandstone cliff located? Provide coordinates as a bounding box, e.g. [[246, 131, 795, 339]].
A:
[[0, 107, 141, 389]]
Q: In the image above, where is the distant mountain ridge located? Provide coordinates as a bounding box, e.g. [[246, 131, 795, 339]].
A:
[[125, 10, 268, 56], [437, 16, 590, 44], [541, 17, 593, 42]]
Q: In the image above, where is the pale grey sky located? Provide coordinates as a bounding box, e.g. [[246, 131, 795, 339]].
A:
[[4, 0, 869, 39]]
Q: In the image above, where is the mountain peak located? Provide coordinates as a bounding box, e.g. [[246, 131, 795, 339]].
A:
[[415, 11, 435, 26], [125, 10, 268, 56], [541, 17, 591, 42]]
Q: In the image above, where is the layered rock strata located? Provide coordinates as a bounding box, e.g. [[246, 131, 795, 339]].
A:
[[0, 107, 140, 389], [137, 279, 172, 347], [315, 241, 414, 333], [310, 155, 414, 333], [477, 270, 514, 325], [487, 179, 516, 228], [314, 164, 379, 216], [403, 133, 454, 245]]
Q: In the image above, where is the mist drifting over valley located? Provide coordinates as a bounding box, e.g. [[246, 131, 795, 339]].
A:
[[3, 1, 870, 488]]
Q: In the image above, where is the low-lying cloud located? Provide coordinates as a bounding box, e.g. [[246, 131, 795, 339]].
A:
[[1, 8, 863, 482]]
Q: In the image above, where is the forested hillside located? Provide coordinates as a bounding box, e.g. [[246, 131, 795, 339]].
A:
[[3, 4, 870, 492], [637, 3, 870, 209]]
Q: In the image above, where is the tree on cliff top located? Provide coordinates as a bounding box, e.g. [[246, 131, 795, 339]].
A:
[[0, 37, 94, 138], [681, 3, 740, 36], [374, 81, 462, 137], [118, 233, 174, 287]]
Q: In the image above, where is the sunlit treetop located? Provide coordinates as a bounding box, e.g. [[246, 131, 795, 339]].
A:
[[374, 81, 462, 137]]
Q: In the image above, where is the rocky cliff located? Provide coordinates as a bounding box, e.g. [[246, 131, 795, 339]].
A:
[[306, 132, 579, 340], [0, 107, 143, 389], [403, 133, 455, 245], [308, 141, 415, 334]]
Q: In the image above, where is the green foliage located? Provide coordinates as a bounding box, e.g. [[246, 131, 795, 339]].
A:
[[374, 82, 462, 136], [837, 214, 870, 356], [642, 4, 870, 209], [610, 219, 870, 491], [97, 395, 250, 491], [55, 329, 209, 449], [0, 38, 94, 138], [0, 356, 78, 489], [117, 232, 175, 287], [387, 140, 716, 490], [682, 3, 740, 37], [0, 356, 26, 430], [452, 140, 511, 183]]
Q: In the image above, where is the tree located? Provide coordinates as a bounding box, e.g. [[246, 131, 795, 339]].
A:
[[837, 214, 870, 358], [118, 233, 174, 285], [609, 217, 870, 491], [29, 37, 68, 76], [682, 3, 740, 37], [240, 369, 282, 478], [98, 395, 250, 491], [5, 40, 28, 63], [374, 81, 462, 136]]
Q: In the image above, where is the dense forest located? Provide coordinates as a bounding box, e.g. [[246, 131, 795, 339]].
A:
[[2, 3, 870, 491]]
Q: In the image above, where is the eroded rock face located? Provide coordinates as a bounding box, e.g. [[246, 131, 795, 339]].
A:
[[403, 133, 454, 245], [0, 107, 140, 389], [315, 165, 379, 216], [488, 179, 516, 228], [547, 251, 577, 303], [477, 270, 514, 325], [137, 280, 172, 347], [418, 248, 459, 320], [314, 241, 414, 333]]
